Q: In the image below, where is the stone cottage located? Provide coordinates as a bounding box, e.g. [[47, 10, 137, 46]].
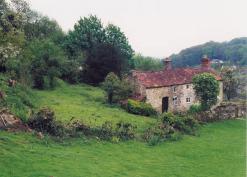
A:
[[130, 56, 223, 113]]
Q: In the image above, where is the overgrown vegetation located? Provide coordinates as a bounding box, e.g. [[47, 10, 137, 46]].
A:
[[143, 112, 199, 146], [132, 53, 162, 71], [123, 99, 157, 116], [220, 67, 240, 100], [192, 73, 219, 110], [0, 74, 36, 122], [101, 72, 133, 104]]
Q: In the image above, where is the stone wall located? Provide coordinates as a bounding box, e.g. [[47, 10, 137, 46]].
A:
[[195, 102, 246, 122], [145, 83, 196, 113]]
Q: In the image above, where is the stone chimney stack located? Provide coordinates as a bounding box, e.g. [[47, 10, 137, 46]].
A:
[[163, 58, 172, 70], [201, 55, 211, 69]]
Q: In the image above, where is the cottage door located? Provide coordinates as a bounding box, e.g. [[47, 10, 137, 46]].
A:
[[162, 97, 169, 112]]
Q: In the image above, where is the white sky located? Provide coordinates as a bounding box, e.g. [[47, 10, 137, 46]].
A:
[[27, 0, 247, 58]]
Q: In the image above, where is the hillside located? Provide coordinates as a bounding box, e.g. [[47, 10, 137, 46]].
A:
[[33, 81, 155, 132], [0, 120, 245, 177], [170, 37, 247, 67]]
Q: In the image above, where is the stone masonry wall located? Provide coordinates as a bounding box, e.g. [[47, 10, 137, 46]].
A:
[[145, 83, 196, 113], [145, 81, 223, 113], [195, 102, 246, 122]]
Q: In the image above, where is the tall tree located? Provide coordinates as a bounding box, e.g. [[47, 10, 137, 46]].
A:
[[64, 15, 134, 84], [105, 24, 134, 70]]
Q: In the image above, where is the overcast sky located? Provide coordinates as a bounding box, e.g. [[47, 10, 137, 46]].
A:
[[28, 0, 247, 58]]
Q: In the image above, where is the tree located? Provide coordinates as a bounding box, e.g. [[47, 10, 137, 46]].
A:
[[192, 73, 219, 110], [105, 24, 134, 70], [64, 15, 105, 57], [24, 15, 65, 45], [221, 67, 239, 100], [83, 43, 123, 84], [0, 0, 26, 71], [64, 15, 134, 84], [102, 72, 121, 104], [132, 53, 162, 71], [102, 72, 133, 104], [28, 39, 65, 89]]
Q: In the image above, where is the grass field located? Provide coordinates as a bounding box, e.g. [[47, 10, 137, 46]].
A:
[[0, 119, 245, 177], [33, 81, 156, 132]]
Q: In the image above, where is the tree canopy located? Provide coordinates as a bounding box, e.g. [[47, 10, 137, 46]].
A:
[[171, 37, 247, 67]]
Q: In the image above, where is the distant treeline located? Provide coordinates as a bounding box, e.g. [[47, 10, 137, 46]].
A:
[[170, 37, 247, 67]]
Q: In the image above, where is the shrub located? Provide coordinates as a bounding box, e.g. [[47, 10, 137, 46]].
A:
[[69, 120, 136, 141], [125, 99, 157, 116], [161, 112, 199, 134], [28, 108, 65, 137], [143, 112, 200, 145], [61, 60, 82, 84], [188, 104, 203, 114], [147, 135, 161, 146], [102, 72, 133, 104], [115, 121, 136, 140]]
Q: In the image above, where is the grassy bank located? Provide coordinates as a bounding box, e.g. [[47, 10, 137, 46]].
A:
[[34, 81, 156, 132], [0, 119, 245, 177]]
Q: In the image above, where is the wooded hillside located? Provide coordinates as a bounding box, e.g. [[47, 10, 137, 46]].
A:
[[170, 37, 247, 67]]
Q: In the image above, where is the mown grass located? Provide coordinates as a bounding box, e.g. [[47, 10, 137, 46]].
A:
[[0, 119, 245, 177], [34, 81, 156, 132]]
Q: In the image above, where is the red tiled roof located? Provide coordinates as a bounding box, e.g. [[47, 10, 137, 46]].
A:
[[132, 67, 222, 88]]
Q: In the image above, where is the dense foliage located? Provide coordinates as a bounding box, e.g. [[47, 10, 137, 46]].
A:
[[144, 112, 199, 146], [65, 15, 134, 84], [171, 37, 247, 67], [124, 99, 157, 116], [192, 73, 219, 110], [132, 53, 163, 71], [102, 72, 132, 104], [220, 67, 239, 100]]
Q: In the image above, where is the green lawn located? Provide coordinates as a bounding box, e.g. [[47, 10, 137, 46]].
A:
[[0, 120, 245, 177], [34, 81, 156, 132]]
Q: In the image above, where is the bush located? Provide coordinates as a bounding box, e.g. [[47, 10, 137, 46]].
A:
[[28, 108, 65, 137], [143, 112, 200, 145], [125, 99, 157, 116], [61, 60, 82, 84], [115, 121, 136, 140], [69, 120, 136, 141], [102, 72, 133, 104], [161, 112, 199, 134], [188, 104, 203, 114]]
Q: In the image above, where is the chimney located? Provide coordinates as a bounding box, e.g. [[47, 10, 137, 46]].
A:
[[201, 55, 211, 69], [163, 58, 172, 70]]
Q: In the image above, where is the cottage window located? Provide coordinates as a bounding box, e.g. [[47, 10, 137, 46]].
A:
[[173, 86, 176, 93], [186, 84, 189, 89], [186, 97, 191, 103], [173, 96, 178, 105]]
